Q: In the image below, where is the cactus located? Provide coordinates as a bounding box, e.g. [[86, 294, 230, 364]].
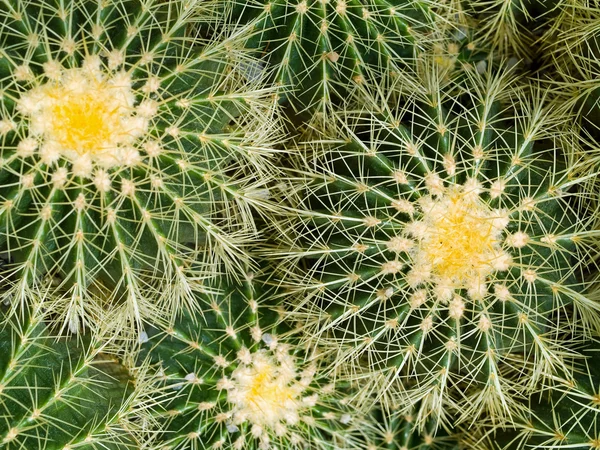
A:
[[365, 406, 463, 449], [1, 0, 600, 448], [221, 0, 445, 122], [0, 0, 284, 335], [138, 268, 371, 450], [508, 349, 600, 450], [272, 54, 600, 429], [537, 0, 600, 145], [0, 299, 143, 449], [453, 0, 560, 61]]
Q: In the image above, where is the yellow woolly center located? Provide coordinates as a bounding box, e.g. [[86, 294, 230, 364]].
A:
[[244, 361, 295, 410], [16, 62, 152, 178], [225, 346, 315, 441], [420, 192, 500, 280], [48, 90, 123, 154], [403, 183, 511, 300]]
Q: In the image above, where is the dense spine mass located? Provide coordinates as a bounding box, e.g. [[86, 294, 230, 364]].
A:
[[365, 407, 462, 449], [459, 0, 559, 60], [0, 0, 283, 335]]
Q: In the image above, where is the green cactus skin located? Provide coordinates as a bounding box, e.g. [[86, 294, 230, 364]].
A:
[[138, 269, 370, 450], [0, 0, 284, 335], [223, 0, 440, 121], [272, 55, 600, 429], [0, 301, 140, 450]]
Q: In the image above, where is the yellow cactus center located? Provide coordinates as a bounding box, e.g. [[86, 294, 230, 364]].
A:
[[245, 360, 296, 409], [224, 344, 316, 445], [419, 192, 502, 279], [16, 61, 153, 178], [404, 182, 511, 300], [49, 89, 125, 154]]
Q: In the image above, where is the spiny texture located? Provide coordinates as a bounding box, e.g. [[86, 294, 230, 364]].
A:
[[536, 1, 600, 235], [274, 56, 600, 429], [223, 0, 440, 121], [510, 352, 600, 450], [365, 406, 462, 449], [540, 0, 600, 69], [457, 0, 559, 60], [138, 270, 368, 450], [0, 0, 284, 335], [539, 0, 600, 143], [470, 347, 600, 450], [0, 301, 140, 449]]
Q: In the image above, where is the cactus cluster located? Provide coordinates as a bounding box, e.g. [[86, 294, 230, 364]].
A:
[[0, 0, 600, 450]]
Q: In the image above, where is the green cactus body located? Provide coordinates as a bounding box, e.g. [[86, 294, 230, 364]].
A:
[[224, 0, 438, 120], [0, 302, 138, 449], [275, 57, 600, 428], [139, 271, 368, 450], [0, 0, 283, 334]]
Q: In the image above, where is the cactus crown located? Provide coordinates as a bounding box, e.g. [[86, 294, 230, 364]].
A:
[[17, 62, 149, 177]]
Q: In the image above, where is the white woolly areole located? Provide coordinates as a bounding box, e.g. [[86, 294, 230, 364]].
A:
[[225, 347, 314, 445], [15, 64, 154, 178]]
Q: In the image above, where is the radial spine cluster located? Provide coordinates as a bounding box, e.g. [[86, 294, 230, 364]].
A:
[[138, 272, 365, 450], [273, 56, 600, 429]]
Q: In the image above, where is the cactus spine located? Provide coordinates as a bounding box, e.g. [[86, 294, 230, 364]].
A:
[[467, 346, 600, 450]]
